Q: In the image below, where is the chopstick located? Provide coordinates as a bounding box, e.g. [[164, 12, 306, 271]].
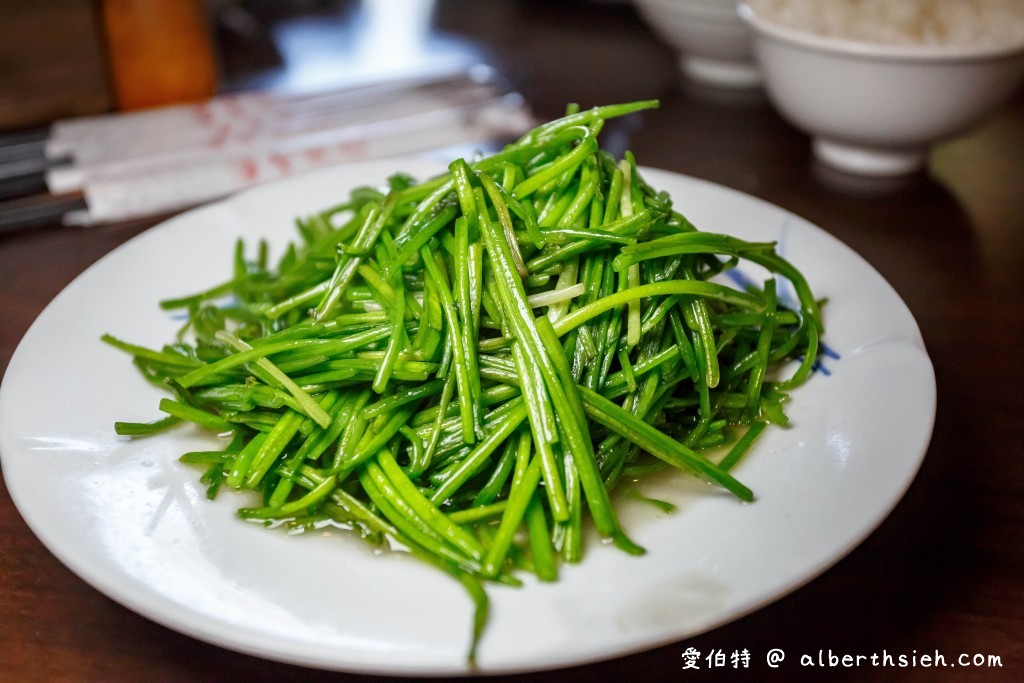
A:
[[0, 128, 76, 229], [0, 128, 47, 163], [0, 68, 533, 231], [0, 194, 86, 234]]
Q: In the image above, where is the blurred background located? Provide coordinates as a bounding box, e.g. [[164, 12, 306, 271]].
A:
[[0, 0, 692, 228], [0, 0, 671, 126], [1, 0, 1021, 237]]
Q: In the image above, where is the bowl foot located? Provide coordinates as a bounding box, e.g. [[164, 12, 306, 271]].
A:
[[813, 138, 927, 177], [680, 56, 762, 89]]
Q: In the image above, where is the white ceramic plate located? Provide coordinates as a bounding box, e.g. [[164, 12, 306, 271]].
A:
[[0, 159, 935, 676]]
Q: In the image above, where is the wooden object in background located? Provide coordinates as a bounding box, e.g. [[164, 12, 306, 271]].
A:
[[0, 0, 111, 131]]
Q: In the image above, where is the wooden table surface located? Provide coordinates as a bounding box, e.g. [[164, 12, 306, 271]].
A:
[[2, 1, 1023, 680]]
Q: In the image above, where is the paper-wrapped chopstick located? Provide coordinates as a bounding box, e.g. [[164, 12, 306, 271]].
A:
[[40, 68, 535, 226]]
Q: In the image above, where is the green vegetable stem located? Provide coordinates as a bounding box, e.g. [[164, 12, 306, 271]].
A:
[[104, 99, 825, 664]]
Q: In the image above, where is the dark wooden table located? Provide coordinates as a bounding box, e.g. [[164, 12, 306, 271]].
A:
[[2, 1, 1023, 680]]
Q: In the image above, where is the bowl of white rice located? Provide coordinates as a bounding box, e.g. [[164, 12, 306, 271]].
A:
[[740, 0, 1024, 176]]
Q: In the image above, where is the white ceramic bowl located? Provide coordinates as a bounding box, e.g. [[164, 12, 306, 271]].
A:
[[633, 0, 761, 88], [739, 3, 1024, 176]]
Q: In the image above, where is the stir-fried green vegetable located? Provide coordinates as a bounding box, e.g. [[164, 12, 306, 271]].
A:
[[104, 100, 824, 663]]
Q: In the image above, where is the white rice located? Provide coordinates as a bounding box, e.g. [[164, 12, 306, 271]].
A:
[[746, 0, 1024, 49]]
